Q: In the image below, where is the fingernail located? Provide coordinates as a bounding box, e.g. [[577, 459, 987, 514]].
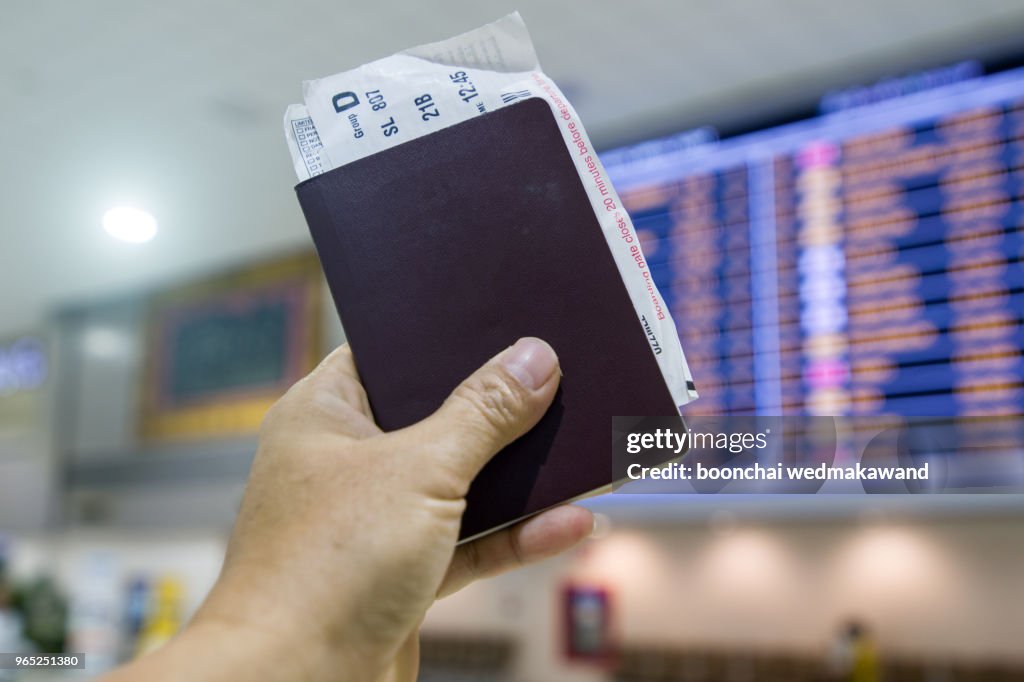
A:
[[501, 337, 558, 390]]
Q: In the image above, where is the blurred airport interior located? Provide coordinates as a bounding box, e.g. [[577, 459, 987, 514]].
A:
[[2, 1, 1024, 680]]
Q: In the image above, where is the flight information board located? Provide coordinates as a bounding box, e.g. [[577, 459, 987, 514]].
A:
[[603, 66, 1024, 416]]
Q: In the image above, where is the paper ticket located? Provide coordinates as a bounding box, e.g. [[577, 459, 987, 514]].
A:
[[284, 13, 698, 408]]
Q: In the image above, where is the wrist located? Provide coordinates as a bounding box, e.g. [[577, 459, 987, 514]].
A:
[[184, 600, 362, 682]]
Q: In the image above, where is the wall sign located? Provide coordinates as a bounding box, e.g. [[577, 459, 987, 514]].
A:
[[140, 252, 323, 441], [0, 337, 47, 396]]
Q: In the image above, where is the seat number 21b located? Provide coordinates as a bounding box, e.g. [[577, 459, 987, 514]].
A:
[[415, 94, 440, 121]]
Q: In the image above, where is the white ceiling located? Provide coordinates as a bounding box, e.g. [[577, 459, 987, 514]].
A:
[[3, 0, 1024, 338]]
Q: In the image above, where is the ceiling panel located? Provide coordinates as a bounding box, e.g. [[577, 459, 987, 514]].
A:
[[2, 0, 1023, 336]]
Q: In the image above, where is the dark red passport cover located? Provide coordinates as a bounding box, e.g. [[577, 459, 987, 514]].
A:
[[296, 98, 678, 540]]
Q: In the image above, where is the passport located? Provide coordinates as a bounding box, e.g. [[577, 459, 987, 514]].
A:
[[295, 98, 680, 540]]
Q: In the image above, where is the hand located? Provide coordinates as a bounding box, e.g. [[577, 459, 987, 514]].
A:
[[103, 338, 593, 682]]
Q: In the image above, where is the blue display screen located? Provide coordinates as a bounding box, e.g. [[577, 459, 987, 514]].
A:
[[602, 67, 1024, 416]]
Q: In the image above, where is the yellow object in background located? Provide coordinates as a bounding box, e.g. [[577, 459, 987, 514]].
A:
[[135, 576, 184, 657], [851, 638, 880, 682]]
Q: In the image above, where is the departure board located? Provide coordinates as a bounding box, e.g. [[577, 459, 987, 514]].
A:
[[603, 67, 1024, 416]]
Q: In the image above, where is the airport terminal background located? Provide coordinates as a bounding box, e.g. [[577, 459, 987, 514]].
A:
[[2, 6, 1024, 682]]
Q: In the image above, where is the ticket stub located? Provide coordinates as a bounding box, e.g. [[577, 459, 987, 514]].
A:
[[283, 103, 327, 180], [284, 13, 698, 408]]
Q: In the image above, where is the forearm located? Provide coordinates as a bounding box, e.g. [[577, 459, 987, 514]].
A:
[[99, 620, 330, 682]]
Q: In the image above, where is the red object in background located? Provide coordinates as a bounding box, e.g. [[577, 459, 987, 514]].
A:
[[562, 584, 615, 664]]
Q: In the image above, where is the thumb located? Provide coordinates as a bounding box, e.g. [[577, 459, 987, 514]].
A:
[[401, 337, 561, 490]]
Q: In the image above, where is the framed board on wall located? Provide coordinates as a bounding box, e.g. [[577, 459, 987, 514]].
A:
[[563, 583, 615, 664], [140, 252, 323, 442]]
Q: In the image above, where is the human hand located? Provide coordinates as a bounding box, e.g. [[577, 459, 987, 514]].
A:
[[105, 338, 592, 682]]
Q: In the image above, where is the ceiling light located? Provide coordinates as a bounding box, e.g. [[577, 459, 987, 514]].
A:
[[102, 206, 157, 243]]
